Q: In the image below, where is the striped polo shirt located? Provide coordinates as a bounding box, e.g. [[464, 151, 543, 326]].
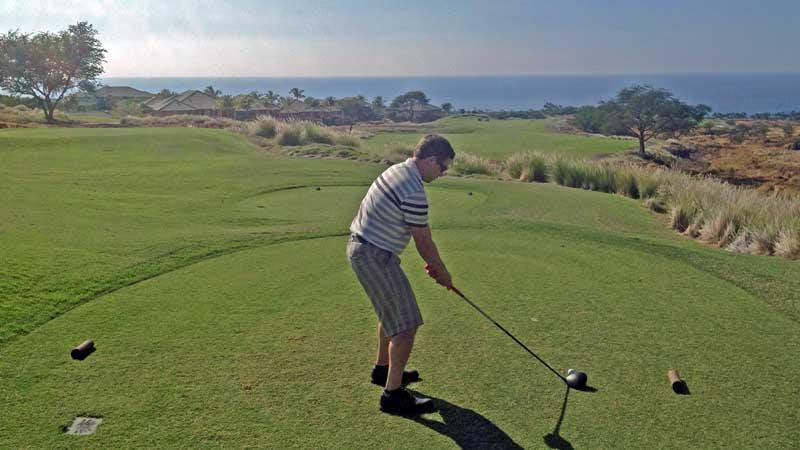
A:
[[350, 158, 429, 254]]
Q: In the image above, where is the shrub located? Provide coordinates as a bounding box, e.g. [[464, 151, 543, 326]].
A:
[[302, 122, 335, 145], [633, 167, 669, 199], [747, 225, 780, 256], [551, 156, 585, 187], [120, 115, 145, 126], [615, 170, 639, 198], [277, 122, 304, 146], [645, 197, 667, 214], [670, 204, 696, 232], [586, 164, 616, 192], [111, 100, 142, 118], [450, 153, 496, 176], [334, 133, 361, 148], [775, 228, 800, 259], [0, 104, 51, 124], [506, 152, 548, 182], [700, 209, 743, 247], [371, 142, 414, 163]]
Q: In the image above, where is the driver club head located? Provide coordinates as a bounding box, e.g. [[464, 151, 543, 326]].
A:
[[566, 371, 588, 389]]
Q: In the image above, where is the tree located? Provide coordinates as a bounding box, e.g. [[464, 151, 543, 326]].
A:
[[203, 85, 221, 98], [233, 95, 253, 110], [289, 87, 305, 100], [111, 99, 142, 118], [216, 95, 234, 109], [156, 88, 176, 99], [390, 90, 429, 108], [0, 22, 106, 122], [78, 79, 99, 93], [604, 85, 710, 155], [303, 96, 321, 107], [441, 102, 453, 114], [324, 96, 337, 107], [264, 90, 280, 107], [371, 96, 385, 110]]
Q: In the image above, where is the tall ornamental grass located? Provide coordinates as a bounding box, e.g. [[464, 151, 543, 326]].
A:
[[503, 152, 800, 259], [450, 153, 497, 176], [506, 152, 548, 182], [248, 115, 277, 138], [0, 104, 68, 124], [661, 179, 800, 256]]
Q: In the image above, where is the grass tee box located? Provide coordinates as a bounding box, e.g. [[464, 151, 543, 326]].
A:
[[2, 126, 799, 448], [361, 116, 636, 160]]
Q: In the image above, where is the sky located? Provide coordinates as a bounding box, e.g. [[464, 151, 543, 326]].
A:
[[1, 0, 799, 77]]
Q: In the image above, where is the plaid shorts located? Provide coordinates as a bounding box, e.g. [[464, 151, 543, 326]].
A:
[[347, 235, 423, 337]]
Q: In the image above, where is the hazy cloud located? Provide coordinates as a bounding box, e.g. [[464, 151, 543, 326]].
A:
[[1, 0, 798, 76]]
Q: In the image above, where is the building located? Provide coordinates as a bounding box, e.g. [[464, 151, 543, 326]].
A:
[[142, 90, 216, 116], [94, 86, 154, 110]]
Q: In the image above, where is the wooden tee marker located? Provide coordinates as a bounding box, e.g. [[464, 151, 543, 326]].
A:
[[668, 369, 690, 395], [71, 340, 96, 360]]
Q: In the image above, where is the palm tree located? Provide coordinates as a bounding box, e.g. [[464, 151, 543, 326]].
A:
[[216, 95, 234, 109], [264, 90, 279, 107], [289, 88, 305, 100], [203, 86, 221, 98]]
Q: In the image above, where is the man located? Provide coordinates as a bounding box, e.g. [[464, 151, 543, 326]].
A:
[[347, 134, 455, 415]]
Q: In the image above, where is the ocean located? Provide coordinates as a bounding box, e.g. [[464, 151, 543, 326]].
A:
[[101, 73, 800, 114]]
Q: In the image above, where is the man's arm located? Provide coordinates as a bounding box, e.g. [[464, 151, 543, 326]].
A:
[[410, 225, 452, 289]]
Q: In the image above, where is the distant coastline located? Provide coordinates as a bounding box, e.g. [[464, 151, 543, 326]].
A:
[[101, 73, 800, 114]]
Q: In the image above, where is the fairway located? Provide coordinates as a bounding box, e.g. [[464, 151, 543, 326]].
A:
[[361, 116, 636, 160], [2, 127, 799, 448]]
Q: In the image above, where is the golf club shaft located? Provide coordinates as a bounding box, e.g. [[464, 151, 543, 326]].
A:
[[450, 286, 567, 384]]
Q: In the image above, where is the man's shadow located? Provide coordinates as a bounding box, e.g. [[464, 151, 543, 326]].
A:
[[403, 391, 524, 449]]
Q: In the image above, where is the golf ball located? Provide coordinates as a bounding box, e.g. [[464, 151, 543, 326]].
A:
[[567, 368, 576, 376]]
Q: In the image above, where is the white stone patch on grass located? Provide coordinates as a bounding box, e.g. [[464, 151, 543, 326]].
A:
[[65, 417, 103, 435]]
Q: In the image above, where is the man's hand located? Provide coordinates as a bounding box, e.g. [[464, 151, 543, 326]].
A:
[[425, 264, 453, 289]]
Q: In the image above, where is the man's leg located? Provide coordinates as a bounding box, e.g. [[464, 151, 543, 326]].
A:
[[386, 327, 416, 391], [376, 322, 390, 366]]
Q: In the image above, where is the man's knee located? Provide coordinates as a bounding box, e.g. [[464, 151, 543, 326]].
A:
[[391, 327, 417, 345]]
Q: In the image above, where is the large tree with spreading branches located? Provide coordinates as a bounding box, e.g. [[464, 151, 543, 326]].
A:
[[607, 85, 710, 155], [0, 22, 106, 122]]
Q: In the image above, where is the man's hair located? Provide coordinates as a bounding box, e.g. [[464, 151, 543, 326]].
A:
[[414, 134, 455, 163]]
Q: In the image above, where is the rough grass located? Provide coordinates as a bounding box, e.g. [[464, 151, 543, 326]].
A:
[[0, 104, 68, 124]]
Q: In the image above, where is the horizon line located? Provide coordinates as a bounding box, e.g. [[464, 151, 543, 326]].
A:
[[100, 71, 800, 79]]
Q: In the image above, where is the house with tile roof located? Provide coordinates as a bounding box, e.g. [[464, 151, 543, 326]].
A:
[[141, 90, 216, 116], [94, 86, 154, 110]]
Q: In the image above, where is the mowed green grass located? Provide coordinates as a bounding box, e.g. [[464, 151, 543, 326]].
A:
[[2, 127, 800, 449], [361, 116, 636, 159]]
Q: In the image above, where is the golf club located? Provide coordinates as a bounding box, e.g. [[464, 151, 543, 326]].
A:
[[444, 281, 588, 390]]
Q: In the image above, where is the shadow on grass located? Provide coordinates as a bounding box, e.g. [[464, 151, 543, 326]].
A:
[[403, 391, 523, 449], [543, 385, 574, 450], [542, 384, 598, 450]]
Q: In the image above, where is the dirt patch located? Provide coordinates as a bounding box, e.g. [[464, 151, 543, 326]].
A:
[[677, 126, 800, 194]]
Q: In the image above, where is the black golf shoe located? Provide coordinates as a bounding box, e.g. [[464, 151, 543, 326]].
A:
[[379, 388, 436, 415], [370, 365, 420, 387]]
